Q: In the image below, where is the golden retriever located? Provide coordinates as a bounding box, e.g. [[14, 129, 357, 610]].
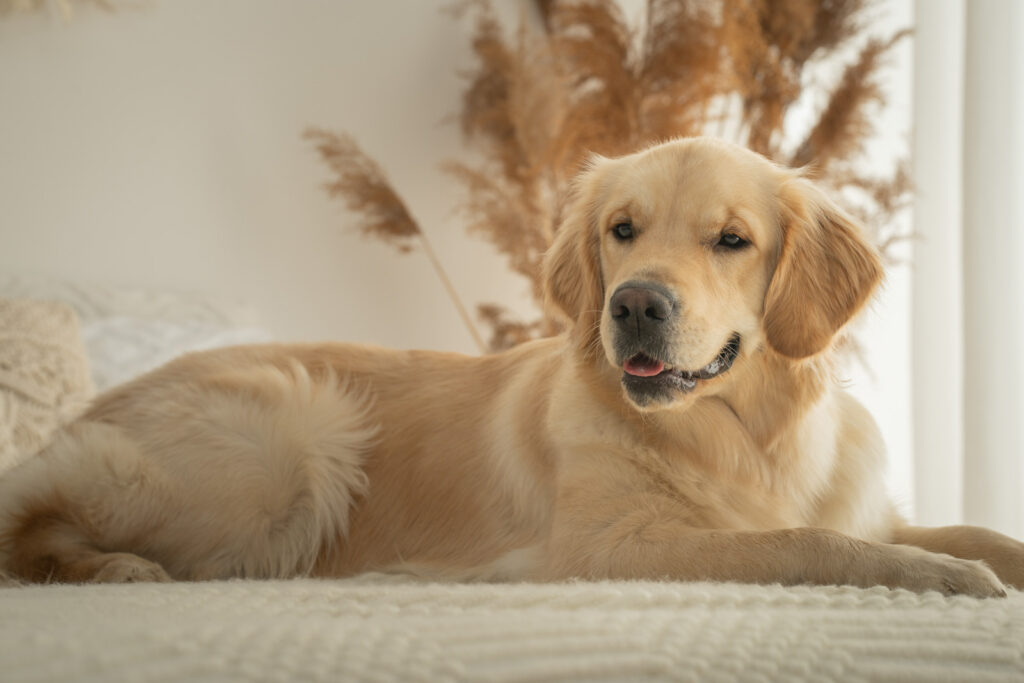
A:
[[2, 137, 1022, 595]]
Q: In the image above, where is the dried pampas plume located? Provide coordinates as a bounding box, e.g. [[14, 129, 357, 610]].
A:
[[304, 129, 422, 253], [791, 29, 913, 169], [304, 129, 486, 352], [309, 0, 911, 353]]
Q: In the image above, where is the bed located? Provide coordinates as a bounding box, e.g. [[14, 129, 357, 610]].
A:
[[2, 279, 1022, 682]]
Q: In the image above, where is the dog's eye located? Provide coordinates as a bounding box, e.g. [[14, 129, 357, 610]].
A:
[[612, 222, 634, 241], [718, 232, 748, 249]]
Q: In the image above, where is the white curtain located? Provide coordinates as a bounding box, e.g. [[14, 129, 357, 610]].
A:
[[912, 0, 1024, 538]]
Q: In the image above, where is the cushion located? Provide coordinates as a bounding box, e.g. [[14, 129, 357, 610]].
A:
[[0, 276, 271, 392], [0, 298, 94, 473]]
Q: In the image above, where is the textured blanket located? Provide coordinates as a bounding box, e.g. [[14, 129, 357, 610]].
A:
[[3, 577, 1022, 682]]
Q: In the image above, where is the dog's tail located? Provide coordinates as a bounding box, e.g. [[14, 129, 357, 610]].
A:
[[0, 360, 378, 582]]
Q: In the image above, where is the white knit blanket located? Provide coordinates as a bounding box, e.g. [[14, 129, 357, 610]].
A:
[[2, 577, 1021, 682]]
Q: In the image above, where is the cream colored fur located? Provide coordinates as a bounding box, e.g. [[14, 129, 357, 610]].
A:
[[1, 138, 1021, 596]]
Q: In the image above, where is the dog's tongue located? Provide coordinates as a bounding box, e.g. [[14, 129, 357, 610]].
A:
[[624, 354, 665, 377]]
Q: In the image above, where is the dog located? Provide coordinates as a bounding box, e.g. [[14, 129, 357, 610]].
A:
[[1, 137, 1022, 595]]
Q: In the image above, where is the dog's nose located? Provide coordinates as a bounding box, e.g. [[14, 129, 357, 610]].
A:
[[610, 285, 674, 326]]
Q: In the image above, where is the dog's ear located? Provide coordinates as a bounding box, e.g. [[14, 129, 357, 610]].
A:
[[542, 163, 605, 335], [764, 176, 884, 359]]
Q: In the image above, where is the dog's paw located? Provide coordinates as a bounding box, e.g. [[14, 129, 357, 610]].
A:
[[929, 557, 1006, 598], [968, 531, 1024, 590], [88, 553, 172, 583], [890, 550, 1006, 598]]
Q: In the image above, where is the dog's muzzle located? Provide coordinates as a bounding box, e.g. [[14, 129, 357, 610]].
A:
[[619, 334, 742, 405], [609, 281, 677, 349]]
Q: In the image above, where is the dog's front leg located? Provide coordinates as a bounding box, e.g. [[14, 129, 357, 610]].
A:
[[545, 498, 1007, 597], [891, 525, 1024, 589]]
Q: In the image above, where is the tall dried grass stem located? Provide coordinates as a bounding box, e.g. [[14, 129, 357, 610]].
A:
[[417, 232, 488, 353]]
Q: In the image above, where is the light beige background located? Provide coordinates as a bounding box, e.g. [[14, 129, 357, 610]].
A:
[[0, 0, 536, 351]]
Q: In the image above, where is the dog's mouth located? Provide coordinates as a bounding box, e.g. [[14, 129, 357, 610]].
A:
[[621, 334, 741, 395]]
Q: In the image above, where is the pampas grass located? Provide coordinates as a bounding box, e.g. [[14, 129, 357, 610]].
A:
[[304, 129, 487, 352], [309, 0, 911, 352], [304, 129, 422, 253]]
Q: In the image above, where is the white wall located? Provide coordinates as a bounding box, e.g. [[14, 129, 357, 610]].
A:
[[909, 0, 1024, 538], [0, 0, 915, 510], [961, 0, 1024, 538], [911, 0, 965, 527], [0, 0, 528, 351]]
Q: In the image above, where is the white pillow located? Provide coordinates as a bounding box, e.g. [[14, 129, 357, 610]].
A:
[[82, 316, 271, 391], [0, 276, 272, 392]]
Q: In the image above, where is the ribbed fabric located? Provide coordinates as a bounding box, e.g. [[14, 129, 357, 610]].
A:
[[2, 577, 1021, 682]]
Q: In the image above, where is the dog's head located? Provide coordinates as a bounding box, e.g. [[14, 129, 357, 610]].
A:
[[543, 137, 882, 411]]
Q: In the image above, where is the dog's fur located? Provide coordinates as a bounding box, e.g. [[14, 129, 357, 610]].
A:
[[2, 138, 1022, 595]]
